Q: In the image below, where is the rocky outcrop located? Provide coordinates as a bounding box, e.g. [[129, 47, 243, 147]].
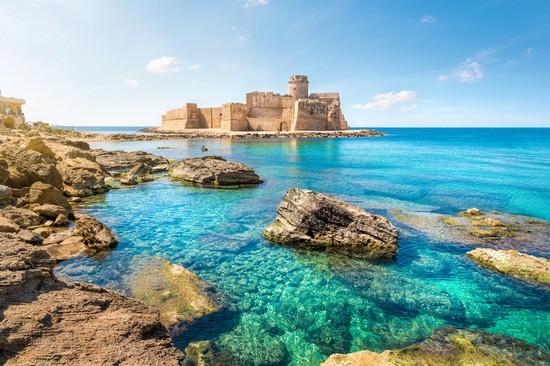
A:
[[467, 248, 550, 283], [92, 149, 169, 172], [130, 257, 223, 327], [169, 156, 263, 187], [264, 189, 398, 259], [321, 326, 550, 366], [0, 233, 183, 365]]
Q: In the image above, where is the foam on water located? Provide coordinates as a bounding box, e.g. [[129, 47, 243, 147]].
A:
[[56, 128, 550, 365]]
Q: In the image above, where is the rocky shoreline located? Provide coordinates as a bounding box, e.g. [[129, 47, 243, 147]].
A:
[[77, 127, 386, 142]]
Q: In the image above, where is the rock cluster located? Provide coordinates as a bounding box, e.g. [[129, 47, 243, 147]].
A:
[[322, 326, 550, 366], [264, 188, 399, 259], [169, 156, 263, 187]]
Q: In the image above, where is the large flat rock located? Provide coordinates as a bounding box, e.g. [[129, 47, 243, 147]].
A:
[[169, 156, 263, 187], [264, 188, 398, 259]]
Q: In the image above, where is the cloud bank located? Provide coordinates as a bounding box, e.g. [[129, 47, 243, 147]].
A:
[[353, 90, 418, 111]]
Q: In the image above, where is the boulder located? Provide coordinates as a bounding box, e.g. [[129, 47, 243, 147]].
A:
[[56, 157, 109, 197], [29, 203, 66, 218], [20, 136, 55, 159], [264, 188, 398, 259], [27, 182, 72, 215], [0, 233, 183, 365], [43, 235, 86, 261], [322, 327, 550, 366], [130, 257, 223, 327], [169, 156, 263, 187], [0, 217, 19, 233], [16, 229, 43, 244], [468, 248, 550, 283], [92, 149, 169, 172], [0, 207, 44, 228], [74, 213, 118, 250], [0, 141, 63, 190]]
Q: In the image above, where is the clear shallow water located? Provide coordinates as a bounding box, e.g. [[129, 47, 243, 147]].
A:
[[56, 128, 550, 365]]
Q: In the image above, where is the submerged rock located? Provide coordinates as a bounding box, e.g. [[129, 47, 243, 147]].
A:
[[130, 257, 223, 327], [393, 209, 550, 257], [169, 156, 263, 187], [321, 326, 550, 366], [183, 340, 237, 366], [0, 233, 183, 365], [264, 188, 398, 259], [468, 248, 550, 284]]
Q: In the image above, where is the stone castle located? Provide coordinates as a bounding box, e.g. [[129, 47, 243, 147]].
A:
[[161, 75, 349, 132]]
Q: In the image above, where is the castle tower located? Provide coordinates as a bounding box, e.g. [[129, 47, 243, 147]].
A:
[[288, 75, 309, 99]]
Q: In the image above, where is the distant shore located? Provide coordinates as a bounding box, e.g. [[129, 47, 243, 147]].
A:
[[75, 128, 386, 142]]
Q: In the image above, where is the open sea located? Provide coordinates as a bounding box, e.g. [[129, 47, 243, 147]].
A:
[[55, 128, 550, 365]]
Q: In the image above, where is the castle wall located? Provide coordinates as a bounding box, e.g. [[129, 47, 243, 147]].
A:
[[246, 92, 283, 119], [221, 103, 248, 131], [199, 107, 222, 129], [291, 99, 329, 131], [247, 118, 281, 131]]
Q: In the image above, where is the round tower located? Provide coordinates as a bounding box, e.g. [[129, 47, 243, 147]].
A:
[[288, 75, 309, 99]]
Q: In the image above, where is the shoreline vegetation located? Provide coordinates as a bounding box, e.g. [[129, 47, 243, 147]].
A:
[[1, 122, 549, 365]]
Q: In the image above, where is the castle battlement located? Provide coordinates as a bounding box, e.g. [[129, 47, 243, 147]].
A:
[[161, 76, 349, 132]]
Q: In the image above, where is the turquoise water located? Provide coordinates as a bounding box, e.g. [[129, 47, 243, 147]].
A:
[[56, 128, 550, 365]]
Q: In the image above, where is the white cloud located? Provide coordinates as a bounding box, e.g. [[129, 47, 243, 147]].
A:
[[124, 78, 138, 86], [238, 36, 246, 42], [353, 90, 418, 111], [401, 103, 418, 111], [145, 56, 200, 73], [525, 47, 533, 57], [439, 59, 483, 83], [244, 0, 269, 8], [420, 15, 436, 23], [146, 56, 181, 73]]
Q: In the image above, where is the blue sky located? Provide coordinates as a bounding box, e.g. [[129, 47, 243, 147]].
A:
[[1, 0, 549, 127]]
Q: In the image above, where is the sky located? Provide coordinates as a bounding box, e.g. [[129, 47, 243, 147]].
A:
[[1, 0, 549, 127]]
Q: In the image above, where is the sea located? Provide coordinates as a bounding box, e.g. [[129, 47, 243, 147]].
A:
[[55, 128, 550, 365]]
